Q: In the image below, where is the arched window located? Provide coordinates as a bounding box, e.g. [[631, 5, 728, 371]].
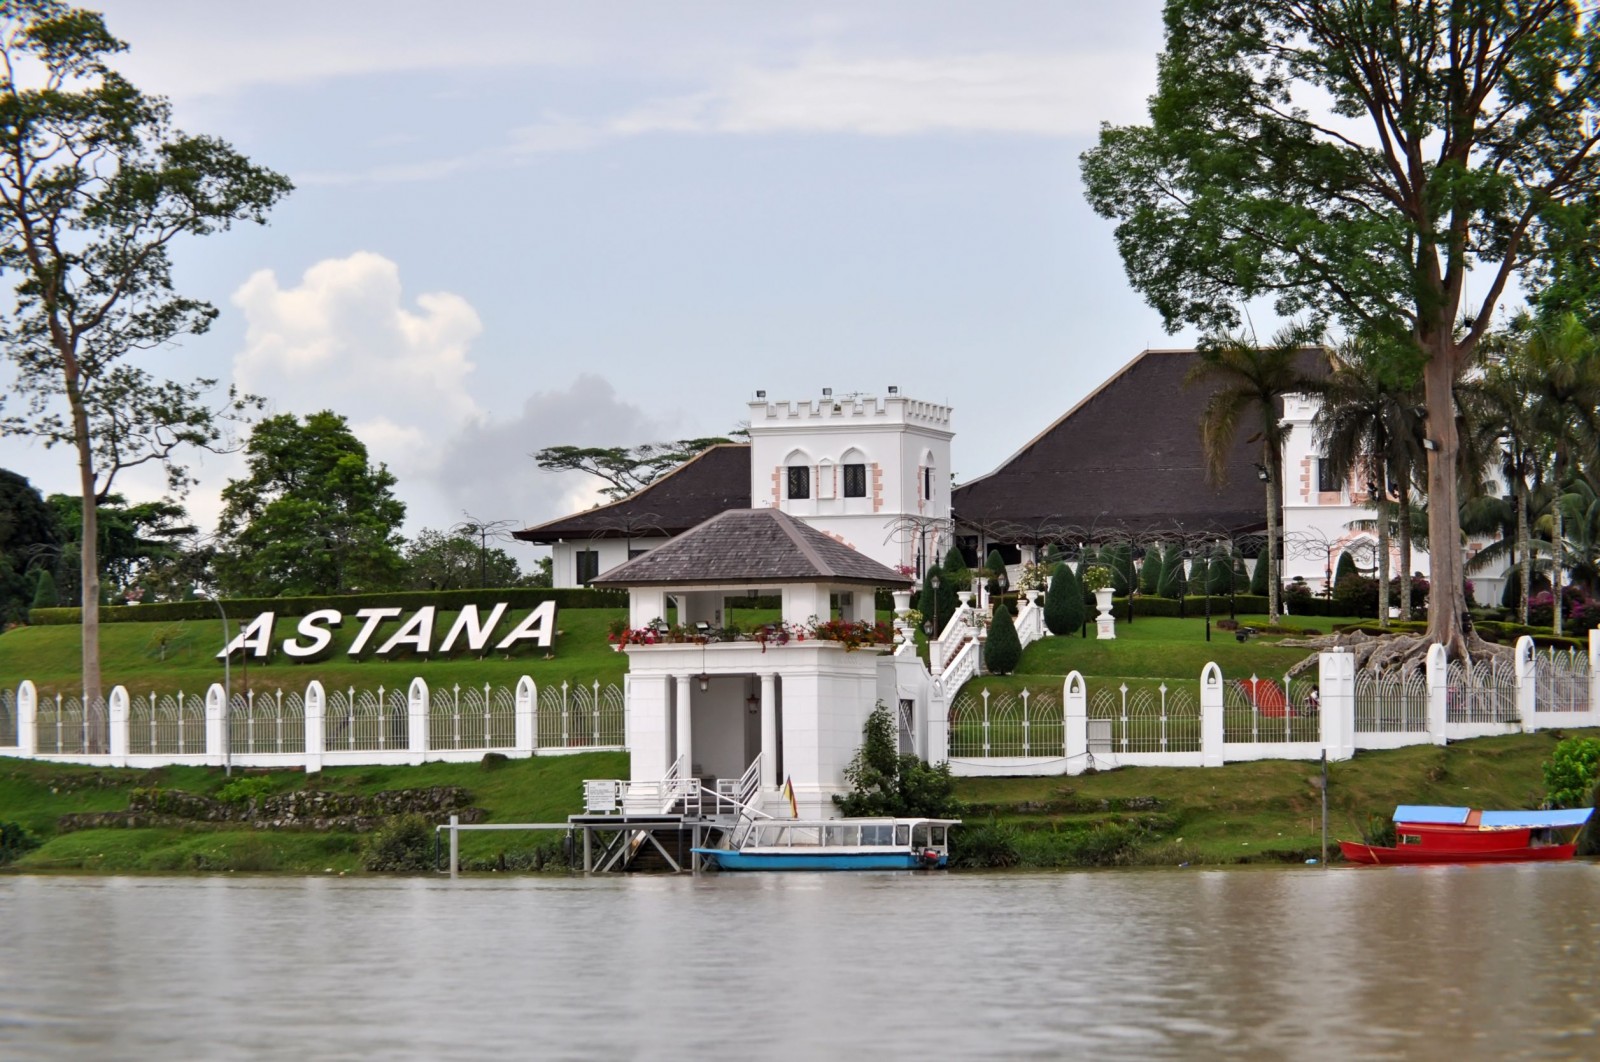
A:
[[840, 447, 868, 499], [784, 449, 811, 500]]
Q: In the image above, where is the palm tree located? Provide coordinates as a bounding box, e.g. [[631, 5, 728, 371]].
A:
[[1188, 324, 1321, 623], [1312, 332, 1427, 626], [1519, 314, 1600, 635]]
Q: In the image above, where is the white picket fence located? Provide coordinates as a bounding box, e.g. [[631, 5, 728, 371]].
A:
[[0, 676, 625, 770], [939, 632, 1600, 776]]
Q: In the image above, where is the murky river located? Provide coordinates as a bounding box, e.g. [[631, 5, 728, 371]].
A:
[[3, 864, 1599, 1060]]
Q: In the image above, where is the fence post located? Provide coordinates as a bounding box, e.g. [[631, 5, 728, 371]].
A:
[[1063, 671, 1087, 775], [108, 686, 129, 767], [515, 676, 536, 754], [1591, 630, 1599, 726], [1318, 651, 1355, 761], [1514, 636, 1537, 732], [1426, 643, 1448, 745], [929, 679, 951, 764], [408, 677, 429, 764], [304, 680, 325, 773], [17, 680, 36, 759], [205, 684, 226, 767], [1200, 662, 1224, 767]]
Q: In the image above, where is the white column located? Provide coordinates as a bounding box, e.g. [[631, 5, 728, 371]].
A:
[[1591, 631, 1600, 726], [928, 679, 951, 765], [760, 672, 778, 788], [205, 683, 225, 767], [16, 680, 36, 758], [1514, 636, 1537, 732], [675, 673, 693, 779], [108, 686, 129, 767], [408, 677, 429, 765], [1063, 672, 1087, 775], [1426, 643, 1449, 745], [1318, 650, 1356, 761], [304, 680, 326, 773], [515, 676, 536, 754], [1200, 662, 1225, 767]]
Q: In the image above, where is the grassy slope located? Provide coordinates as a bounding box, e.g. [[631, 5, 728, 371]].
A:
[[1, 608, 1580, 872]]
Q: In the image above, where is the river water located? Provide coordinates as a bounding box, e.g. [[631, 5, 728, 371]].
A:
[[3, 864, 1599, 1061]]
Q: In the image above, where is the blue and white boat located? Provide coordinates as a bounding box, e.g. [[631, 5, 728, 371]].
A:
[[693, 817, 960, 871]]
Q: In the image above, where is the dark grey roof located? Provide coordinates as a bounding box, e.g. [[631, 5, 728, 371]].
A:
[[513, 444, 751, 543], [953, 348, 1329, 541], [591, 508, 914, 588]]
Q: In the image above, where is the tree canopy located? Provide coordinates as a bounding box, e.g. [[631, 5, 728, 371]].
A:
[[214, 412, 407, 596], [0, 0, 290, 696], [534, 437, 736, 501], [0, 468, 62, 624], [1081, 0, 1600, 656]]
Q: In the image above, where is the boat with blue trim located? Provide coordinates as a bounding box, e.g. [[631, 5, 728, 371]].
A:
[[693, 817, 959, 871], [1338, 805, 1593, 865]]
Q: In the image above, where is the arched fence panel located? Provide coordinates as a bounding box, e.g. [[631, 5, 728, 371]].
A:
[[34, 693, 108, 755], [230, 689, 306, 755], [1534, 649, 1590, 715], [948, 686, 1065, 758], [1085, 681, 1200, 754], [0, 687, 15, 747], [1446, 659, 1518, 725], [1354, 666, 1428, 734], [325, 686, 408, 752], [536, 681, 625, 749], [429, 684, 517, 751], [1224, 675, 1317, 743], [129, 691, 207, 755]]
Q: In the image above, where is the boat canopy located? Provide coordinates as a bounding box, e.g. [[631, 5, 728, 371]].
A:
[[1392, 805, 1593, 829], [1393, 806, 1471, 824], [1480, 809, 1593, 829]]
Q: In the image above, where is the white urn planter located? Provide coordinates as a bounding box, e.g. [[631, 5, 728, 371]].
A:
[[1094, 588, 1116, 639]]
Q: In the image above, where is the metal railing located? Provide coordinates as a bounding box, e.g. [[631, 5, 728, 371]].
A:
[[537, 680, 625, 748], [1354, 666, 1428, 733], [0, 687, 15, 747], [1446, 659, 1518, 724], [129, 691, 207, 755], [34, 693, 109, 754], [325, 686, 409, 751], [1088, 681, 1201, 753], [1534, 649, 1590, 715], [429, 682, 516, 751], [1224, 674, 1319, 743], [230, 689, 307, 754], [949, 686, 1064, 757]]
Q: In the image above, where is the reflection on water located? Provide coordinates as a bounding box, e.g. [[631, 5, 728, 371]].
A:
[[3, 864, 1600, 1061]]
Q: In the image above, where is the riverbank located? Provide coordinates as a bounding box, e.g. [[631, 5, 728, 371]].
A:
[[4, 727, 1588, 872]]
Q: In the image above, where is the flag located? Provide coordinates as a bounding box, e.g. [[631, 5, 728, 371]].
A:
[[782, 775, 798, 819]]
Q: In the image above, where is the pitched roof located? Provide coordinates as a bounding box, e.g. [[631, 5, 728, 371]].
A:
[[591, 507, 914, 588], [953, 348, 1328, 540], [513, 443, 751, 543]]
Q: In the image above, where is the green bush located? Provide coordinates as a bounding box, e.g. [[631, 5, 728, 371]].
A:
[[1543, 738, 1600, 808], [1044, 562, 1084, 636], [30, 570, 58, 611], [947, 818, 1022, 869], [217, 777, 274, 806], [833, 703, 959, 818], [1138, 546, 1163, 595], [0, 821, 41, 865], [26, 585, 628, 626], [1157, 544, 1188, 598], [361, 813, 436, 872], [984, 602, 1022, 674]]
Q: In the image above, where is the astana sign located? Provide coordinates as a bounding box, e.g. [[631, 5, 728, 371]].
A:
[[216, 602, 558, 659]]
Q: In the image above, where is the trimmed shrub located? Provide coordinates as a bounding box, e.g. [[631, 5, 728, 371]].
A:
[[1250, 553, 1269, 596], [1104, 543, 1135, 596], [30, 569, 58, 611], [1138, 545, 1163, 595], [27, 585, 628, 626], [1334, 550, 1360, 584], [984, 601, 1022, 674], [942, 546, 972, 591], [1157, 545, 1188, 598], [1333, 573, 1379, 617], [1044, 563, 1085, 636], [361, 813, 436, 872]]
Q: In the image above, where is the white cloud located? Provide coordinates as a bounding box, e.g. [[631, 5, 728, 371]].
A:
[[230, 252, 484, 488], [612, 53, 1155, 137]]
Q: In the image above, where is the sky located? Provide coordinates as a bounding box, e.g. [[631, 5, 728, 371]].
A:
[[0, 0, 1211, 567]]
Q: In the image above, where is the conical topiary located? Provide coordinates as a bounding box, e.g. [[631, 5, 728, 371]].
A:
[[1138, 544, 1163, 595], [1208, 549, 1234, 594], [1250, 552, 1269, 596], [984, 548, 1006, 598], [984, 600, 1021, 675], [1232, 552, 1250, 592], [1335, 550, 1360, 583], [30, 569, 58, 610], [1044, 562, 1084, 635], [1157, 545, 1187, 598]]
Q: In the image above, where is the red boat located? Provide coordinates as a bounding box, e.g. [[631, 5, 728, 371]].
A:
[[1338, 805, 1593, 865]]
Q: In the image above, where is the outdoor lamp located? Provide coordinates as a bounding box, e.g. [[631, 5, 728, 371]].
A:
[[697, 673, 710, 692], [1255, 464, 1271, 482]]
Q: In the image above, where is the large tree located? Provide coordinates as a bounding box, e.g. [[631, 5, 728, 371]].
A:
[[0, 1, 290, 700], [214, 412, 407, 596], [0, 467, 61, 624], [1082, 0, 1600, 657]]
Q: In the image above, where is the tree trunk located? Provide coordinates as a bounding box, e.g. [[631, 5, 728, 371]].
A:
[[1376, 489, 1391, 628], [1397, 481, 1413, 621], [1421, 345, 1467, 658], [1265, 461, 1281, 623], [68, 383, 103, 750], [1517, 476, 1531, 627], [1553, 502, 1565, 637]]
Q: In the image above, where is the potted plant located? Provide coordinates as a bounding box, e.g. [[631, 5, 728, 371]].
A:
[[1082, 565, 1116, 638]]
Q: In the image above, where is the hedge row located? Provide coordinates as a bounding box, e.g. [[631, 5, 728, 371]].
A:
[[28, 586, 629, 626]]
